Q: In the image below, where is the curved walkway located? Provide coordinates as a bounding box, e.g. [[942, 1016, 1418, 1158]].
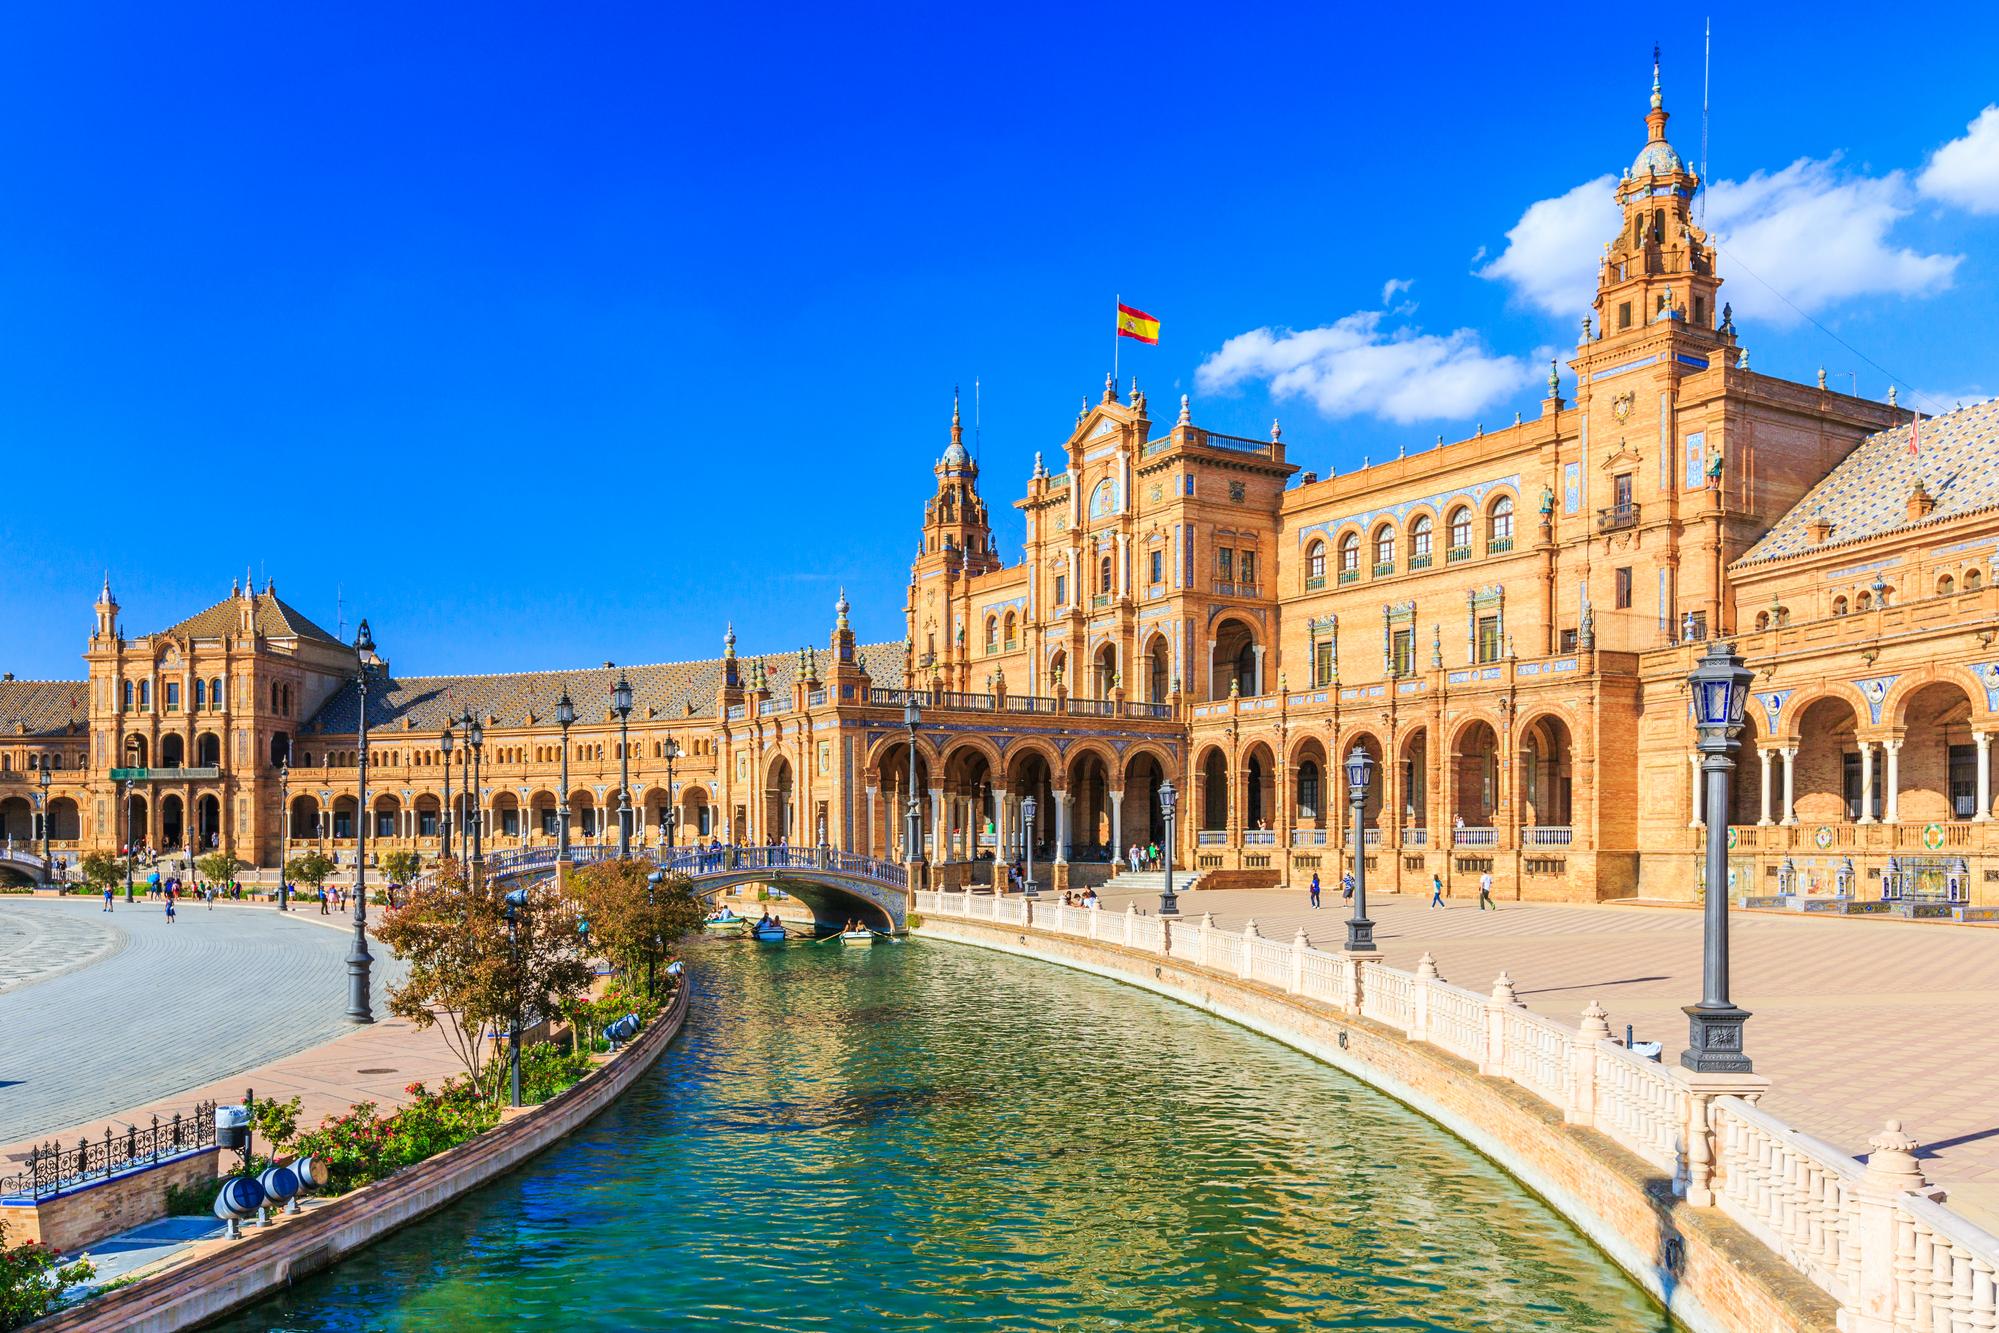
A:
[[0, 898, 406, 1147]]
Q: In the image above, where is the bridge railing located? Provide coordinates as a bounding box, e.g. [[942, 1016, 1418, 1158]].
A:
[[911, 890, 1999, 1333]]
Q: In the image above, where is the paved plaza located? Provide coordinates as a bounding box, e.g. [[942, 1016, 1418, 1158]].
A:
[[1093, 881, 1999, 1229], [0, 896, 407, 1149]]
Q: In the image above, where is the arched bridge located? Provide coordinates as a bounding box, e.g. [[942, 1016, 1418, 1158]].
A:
[[474, 844, 912, 930], [0, 847, 47, 887]]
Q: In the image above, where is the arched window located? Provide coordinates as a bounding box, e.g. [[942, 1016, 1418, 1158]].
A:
[[138, 680, 151, 710], [211, 677, 224, 711], [122, 680, 133, 712], [1372, 525, 1395, 571], [1774, 606, 1789, 627], [1297, 760, 1321, 819], [1856, 591, 1872, 611], [984, 617, 997, 653], [1969, 569, 1985, 591], [193, 679, 206, 710], [1754, 612, 1770, 631], [1448, 506, 1472, 554], [1488, 496, 1515, 548], [1338, 533, 1360, 576], [1832, 596, 1848, 616], [1099, 554, 1113, 594], [272, 682, 281, 709], [1003, 611, 1017, 649], [1410, 514, 1433, 564], [1938, 574, 1957, 596], [1306, 541, 1326, 584]]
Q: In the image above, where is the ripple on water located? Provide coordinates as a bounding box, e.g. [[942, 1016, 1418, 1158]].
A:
[[217, 939, 1671, 1332]]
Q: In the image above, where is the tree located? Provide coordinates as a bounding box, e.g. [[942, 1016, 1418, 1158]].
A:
[[284, 850, 335, 890], [568, 859, 706, 1001], [78, 850, 123, 893], [376, 862, 592, 1097], [381, 850, 422, 886], [197, 851, 244, 885]]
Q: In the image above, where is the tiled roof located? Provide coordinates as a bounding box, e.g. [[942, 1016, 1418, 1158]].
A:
[[304, 641, 905, 736], [159, 593, 342, 644], [0, 680, 88, 738], [1737, 398, 1999, 565]]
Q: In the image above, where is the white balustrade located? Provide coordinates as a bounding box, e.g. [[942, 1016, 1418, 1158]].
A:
[[1592, 1042, 1685, 1177], [1422, 981, 1487, 1063], [1501, 1007, 1574, 1105], [1710, 1095, 1861, 1303], [1359, 962, 1413, 1029]]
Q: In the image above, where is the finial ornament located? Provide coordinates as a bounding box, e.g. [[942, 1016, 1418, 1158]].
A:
[[1548, 359, 1560, 398], [1887, 385, 1898, 407], [1103, 371, 1116, 404], [1737, 348, 1750, 370], [1817, 366, 1827, 390], [1651, 43, 1663, 111], [724, 622, 737, 658], [836, 587, 850, 629], [1178, 393, 1191, 426], [1270, 418, 1282, 442]]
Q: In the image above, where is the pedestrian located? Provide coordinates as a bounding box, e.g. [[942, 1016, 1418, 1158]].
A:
[[1478, 869, 1496, 911], [1430, 872, 1447, 909], [319, 886, 329, 915], [103, 884, 114, 913], [1341, 871, 1355, 900], [1309, 872, 1321, 909], [1148, 841, 1159, 869], [164, 890, 177, 925]]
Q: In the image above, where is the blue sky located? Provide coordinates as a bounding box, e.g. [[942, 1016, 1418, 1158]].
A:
[[4, 2, 1996, 682]]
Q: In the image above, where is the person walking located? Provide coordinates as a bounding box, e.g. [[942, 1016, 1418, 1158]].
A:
[[164, 888, 177, 925], [319, 885, 329, 915], [1429, 872, 1447, 909], [1309, 872, 1321, 909], [102, 883, 114, 913], [1478, 869, 1496, 911], [1341, 870, 1355, 900]]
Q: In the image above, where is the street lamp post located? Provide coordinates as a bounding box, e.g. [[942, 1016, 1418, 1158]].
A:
[[502, 887, 529, 1107], [278, 760, 290, 910], [1021, 795, 1037, 896], [440, 723, 455, 866], [903, 699, 924, 869], [663, 737, 681, 850], [346, 620, 376, 1025], [461, 709, 485, 879], [555, 690, 575, 862], [1682, 641, 1756, 1073], [1157, 780, 1178, 916], [612, 673, 634, 858], [122, 778, 134, 904], [37, 767, 51, 886], [1343, 746, 1377, 954]]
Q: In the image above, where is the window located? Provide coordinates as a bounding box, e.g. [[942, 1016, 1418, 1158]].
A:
[[1217, 548, 1234, 580], [1373, 526, 1395, 569], [1448, 507, 1472, 558], [1338, 533, 1360, 576], [1003, 612, 1017, 649], [212, 678, 224, 710], [1488, 497, 1514, 550], [1843, 753, 1884, 822], [1613, 473, 1633, 512], [1240, 552, 1256, 587], [1410, 514, 1433, 565], [1313, 639, 1334, 686], [165, 681, 180, 713], [332, 809, 354, 839], [375, 810, 395, 838], [1054, 573, 1067, 605], [194, 679, 206, 711], [984, 617, 997, 653], [1951, 744, 1978, 819], [1477, 615, 1501, 663], [122, 681, 133, 712], [1832, 596, 1849, 616], [1618, 301, 1632, 330], [1099, 555, 1113, 594], [1969, 569, 1985, 591], [1694, 295, 1706, 326], [1685, 610, 1708, 640], [1856, 591, 1872, 611], [540, 807, 559, 836], [1149, 550, 1162, 585], [501, 808, 520, 837], [1614, 566, 1633, 609], [1298, 763, 1320, 820], [1390, 628, 1415, 677], [1559, 628, 1578, 653], [1307, 542, 1326, 582], [1939, 574, 1957, 596]]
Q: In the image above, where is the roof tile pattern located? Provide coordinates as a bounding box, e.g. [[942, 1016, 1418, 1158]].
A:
[[0, 680, 88, 737], [159, 594, 342, 644], [1738, 398, 1999, 565], [305, 641, 904, 736]]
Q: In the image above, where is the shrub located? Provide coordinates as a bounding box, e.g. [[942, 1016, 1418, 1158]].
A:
[[1, 1221, 94, 1329], [286, 1078, 498, 1195]]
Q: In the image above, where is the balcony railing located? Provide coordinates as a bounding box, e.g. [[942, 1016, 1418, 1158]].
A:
[[1244, 829, 1277, 846], [1338, 568, 1361, 585], [1304, 574, 1326, 591], [1409, 552, 1433, 570], [109, 767, 221, 782], [1212, 581, 1262, 599], [1197, 829, 1228, 846], [1402, 826, 1428, 846], [1524, 825, 1573, 846], [1291, 828, 1327, 847], [1091, 593, 1113, 609], [1446, 544, 1471, 564], [1372, 561, 1395, 578], [1487, 535, 1514, 554], [1342, 828, 1383, 847], [1454, 826, 1498, 847], [1597, 504, 1640, 532]]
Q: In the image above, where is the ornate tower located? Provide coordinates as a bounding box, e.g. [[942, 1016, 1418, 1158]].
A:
[[907, 392, 1000, 675]]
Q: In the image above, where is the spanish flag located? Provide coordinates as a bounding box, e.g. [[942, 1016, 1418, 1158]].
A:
[[1116, 302, 1160, 345]]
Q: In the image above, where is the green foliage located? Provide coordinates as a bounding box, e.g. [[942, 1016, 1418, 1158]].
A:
[[196, 851, 244, 885], [284, 850, 336, 889], [0, 1220, 94, 1329], [251, 1093, 302, 1148], [511, 1040, 594, 1105], [78, 851, 123, 891], [568, 860, 705, 1002], [380, 850, 422, 885], [286, 1078, 499, 1195], [162, 1177, 220, 1217]]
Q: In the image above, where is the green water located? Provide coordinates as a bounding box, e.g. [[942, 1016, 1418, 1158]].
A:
[[218, 938, 1669, 1331]]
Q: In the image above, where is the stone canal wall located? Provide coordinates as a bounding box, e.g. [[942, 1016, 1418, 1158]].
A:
[[38, 978, 690, 1333], [917, 900, 1841, 1333]]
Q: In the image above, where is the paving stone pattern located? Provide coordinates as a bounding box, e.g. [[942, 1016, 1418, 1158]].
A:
[[1096, 883, 1999, 1231], [0, 898, 405, 1147], [0, 901, 125, 994]]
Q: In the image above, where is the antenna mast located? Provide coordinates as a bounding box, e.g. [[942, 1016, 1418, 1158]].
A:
[[974, 377, 982, 464], [1700, 18, 1712, 224]]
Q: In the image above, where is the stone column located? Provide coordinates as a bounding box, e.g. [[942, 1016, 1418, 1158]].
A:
[[1882, 740, 1902, 824], [1052, 788, 1069, 865], [1780, 747, 1799, 826], [1757, 748, 1774, 826], [929, 787, 945, 860], [1846, 1121, 1931, 1333], [1108, 788, 1124, 858], [1976, 732, 1993, 822], [1857, 741, 1876, 824], [865, 786, 877, 857], [1688, 753, 1703, 828]]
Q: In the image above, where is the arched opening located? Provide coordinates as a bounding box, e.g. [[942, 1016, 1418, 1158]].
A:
[[1199, 748, 1229, 833], [289, 795, 321, 841], [1518, 716, 1574, 834], [47, 797, 79, 842], [1791, 696, 1863, 824], [1211, 617, 1259, 699], [1410, 513, 1434, 567], [1726, 709, 1766, 828], [329, 795, 357, 841], [1938, 574, 1956, 597], [765, 756, 795, 844], [161, 794, 186, 849], [197, 794, 222, 850], [1049, 649, 1069, 691], [491, 791, 521, 843], [1241, 741, 1276, 832], [1092, 642, 1117, 698], [125, 735, 149, 768], [942, 745, 996, 862], [270, 732, 292, 767], [1896, 680, 1980, 822], [1450, 721, 1500, 835], [1398, 728, 1429, 837], [1145, 634, 1171, 703], [1291, 737, 1328, 829], [1371, 522, 1396, 575], [1003, 611, 1017, 650], [1123, 750, 1169, 850], [1487, 495, 1515, 550], [124, 793, 149, 851], [0, 798, 31, 843], [1066, 748, 1115, 861], [193, 679, 207, 711], [1306, 540, 1327, 587], [1968, 568, 1985, 591], [196, 732, 221, 767], [875, 741, 934, 860], [1339, 733, 1386, 842], [160, 734, 185, 768], [1338, 531, 1360, 579], [1003, 747, 1055, 864], [414, 794, 441, 841], [569, 790, 598, 841]]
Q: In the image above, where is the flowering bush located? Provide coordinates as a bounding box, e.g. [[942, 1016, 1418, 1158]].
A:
[[285, 1078, 498, 1195], [1, 1222, 93, 1330]]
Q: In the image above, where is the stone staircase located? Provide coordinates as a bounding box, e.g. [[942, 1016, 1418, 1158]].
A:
[[1101, 868, 1206, 896]]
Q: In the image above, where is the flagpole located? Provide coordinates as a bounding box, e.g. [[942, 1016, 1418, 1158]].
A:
[[1113, 292, 1120, 391]]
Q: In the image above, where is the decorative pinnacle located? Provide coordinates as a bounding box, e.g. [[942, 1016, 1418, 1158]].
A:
[[835, 587, 850, 630], [1178, 393, 1191, 426], [1651, 44, 1663, 110], [1548, 359, 1560, 397], [1270, 418, 1282, 443], [1103, 371, 1117, 404], [723, 622, 736, 658]]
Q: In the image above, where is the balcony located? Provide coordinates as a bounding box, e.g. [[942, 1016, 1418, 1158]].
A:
[[1446, 545, 1472, 564], [1197, 830, 1228, 846], [1338, 569, 1361, 585], [1091, 593, 1113, 609], [1304, 574, 1326, 591], [1409, 552, 1433, 570], [1487, 536, 1514, 555], [109, 766, 221, 782], [1401, 826, 1428, 847], [1597, 503, 1640, 532], [1291, 828, 1327, 847], [1244, 829, 1277, 846], [1372, 561, 1395, 578], [1212, 581, 1261, 599], [1454, 826, 1498, 848]]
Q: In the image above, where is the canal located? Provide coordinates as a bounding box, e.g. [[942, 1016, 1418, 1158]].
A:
[[220, 937, 1668, 1330]]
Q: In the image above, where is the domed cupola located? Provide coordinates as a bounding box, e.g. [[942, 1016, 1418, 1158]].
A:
[[1631, 56, 1686, 177], [939, 390, 973, 473]]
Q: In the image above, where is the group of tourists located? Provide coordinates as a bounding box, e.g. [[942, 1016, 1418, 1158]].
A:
[[1121, 842, 1164, 873], [1305, 868, 1496, 909], [1057, 887, 1101, 909]]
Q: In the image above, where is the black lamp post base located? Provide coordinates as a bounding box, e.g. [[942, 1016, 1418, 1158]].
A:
[[1344, 915, 1377, 953], [1157, 893, 1179, 917], [1680, 1003, 1752, 1073]]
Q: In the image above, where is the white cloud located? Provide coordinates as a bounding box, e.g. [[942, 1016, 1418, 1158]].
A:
[[1919, 105, 1999, 214], [1381, 277, 1415, 304], [1477, 159, 1960, 327], [1194, 311, 1536, 425], [1703, 157, 1959, 324], [1475, 175, 1619, 317]]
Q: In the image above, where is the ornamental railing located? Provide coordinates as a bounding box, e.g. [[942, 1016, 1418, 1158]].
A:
[[1, 1104, 218, 1201], [912, 892, 1999, 1332]]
